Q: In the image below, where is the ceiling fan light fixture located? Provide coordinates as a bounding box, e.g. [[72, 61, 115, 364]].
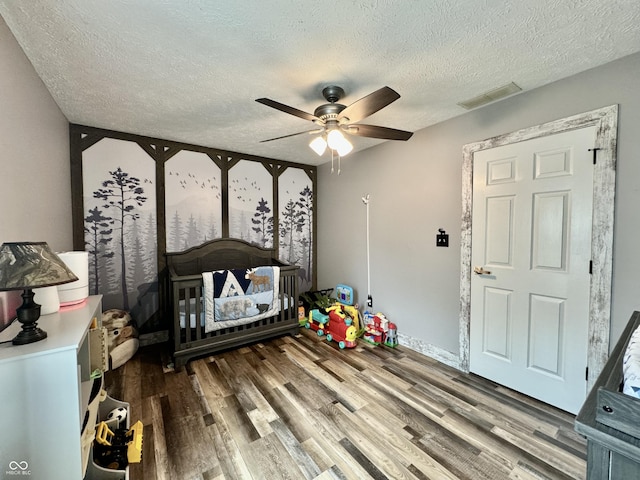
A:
[[327, 129, 346, 150], [309, 136, 327, 156], [326, 129, 353, 156], [336, 137, 353, 156]]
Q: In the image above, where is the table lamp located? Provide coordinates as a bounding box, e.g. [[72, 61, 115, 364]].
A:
[[0, 242, 78, 345]]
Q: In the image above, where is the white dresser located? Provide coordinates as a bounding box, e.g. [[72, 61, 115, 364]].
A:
[[0, 295, 106, 479]]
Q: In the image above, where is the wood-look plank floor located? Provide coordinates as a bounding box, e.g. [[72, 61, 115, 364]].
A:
[[104, 328, 587, 480]]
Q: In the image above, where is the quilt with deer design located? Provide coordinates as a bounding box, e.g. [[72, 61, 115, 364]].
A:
[[202, 266, 280, 332]]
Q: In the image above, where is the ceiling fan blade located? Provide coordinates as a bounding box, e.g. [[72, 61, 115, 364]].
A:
[[255, 98, 320, 122], [259, 129, 322, 143], [345, 124, 413, 141], [338, 86, 401, 123]]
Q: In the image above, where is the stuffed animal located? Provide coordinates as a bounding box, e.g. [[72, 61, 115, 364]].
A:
[[102, 309, 139, 369]]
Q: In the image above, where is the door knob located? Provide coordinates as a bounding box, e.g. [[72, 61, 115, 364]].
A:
[[474, 266, 491, 275]]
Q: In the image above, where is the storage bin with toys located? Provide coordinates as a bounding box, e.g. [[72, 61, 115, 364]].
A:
[[85, 393, 143, 479]]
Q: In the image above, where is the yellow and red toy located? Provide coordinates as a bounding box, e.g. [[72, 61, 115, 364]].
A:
[[325, 308, 358, 349], [305, 295, 365, 349]]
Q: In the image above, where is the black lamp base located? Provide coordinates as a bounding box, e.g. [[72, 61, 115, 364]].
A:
[[12, 327, 48, 345], [12, 288, 47, 345]]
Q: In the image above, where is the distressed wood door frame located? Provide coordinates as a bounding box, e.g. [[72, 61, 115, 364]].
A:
[[459, 105, 618, 391]]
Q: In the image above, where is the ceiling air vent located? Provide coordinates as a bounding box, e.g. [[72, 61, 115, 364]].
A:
[[457, 82, 522, 110]]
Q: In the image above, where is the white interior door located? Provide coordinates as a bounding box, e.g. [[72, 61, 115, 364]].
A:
[[470, 126, 596, 414]]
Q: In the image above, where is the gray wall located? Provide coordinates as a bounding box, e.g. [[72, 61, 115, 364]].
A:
[[317, 51, 640, 356], [2, 6, 638, 352], [0, 16, 71, 325]]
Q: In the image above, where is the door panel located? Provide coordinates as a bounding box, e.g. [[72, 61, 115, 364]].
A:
[[487, 157, 517, 184], [485, 196, 515, 266], [528, 294, 564, 376], [534, 147, 572, 179], [482, 287, 512, 360], [531, 191, 569, 271]]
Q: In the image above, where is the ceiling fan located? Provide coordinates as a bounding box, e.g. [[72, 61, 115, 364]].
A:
[[255, 86, 413, 162]]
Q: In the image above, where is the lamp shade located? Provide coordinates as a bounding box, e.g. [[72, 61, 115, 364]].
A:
[[309, 136, 327, 156], [0, 242, 78, 291], [326, 129, 353, 157], [327, 129, 346, 150], [336, 138, 353, 156]]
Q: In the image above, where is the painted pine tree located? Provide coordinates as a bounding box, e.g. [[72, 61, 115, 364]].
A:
[[84, 206, 114, 294], [252, 197, 272, 247], [297, 185, 313, 283], [280, 199, 298, 262], [93, 167, 147, 310], [169, 210, 183, 252]]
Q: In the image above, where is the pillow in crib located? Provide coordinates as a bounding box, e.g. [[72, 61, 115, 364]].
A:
[[622, 325, 640, 398]]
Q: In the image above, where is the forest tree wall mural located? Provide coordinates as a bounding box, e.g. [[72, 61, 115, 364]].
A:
[[228, 160, 273, 247], [279, 168, 314, 287], [165, 150, 222, 252], [71, 125, 316, 334], [81, 138, 158, 327]]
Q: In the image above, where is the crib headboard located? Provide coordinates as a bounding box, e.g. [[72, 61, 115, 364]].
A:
[[166, 238, 288, 278]]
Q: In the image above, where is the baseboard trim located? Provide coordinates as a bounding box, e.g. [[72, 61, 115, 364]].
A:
[[397, 332, 464, 371]]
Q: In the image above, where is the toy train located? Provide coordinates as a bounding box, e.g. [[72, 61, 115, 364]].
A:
[[325, 308, 358, 349], [304, 305, 358, 349]]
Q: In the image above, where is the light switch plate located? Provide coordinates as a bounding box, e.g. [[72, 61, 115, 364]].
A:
[[436, 233, 449, 247]]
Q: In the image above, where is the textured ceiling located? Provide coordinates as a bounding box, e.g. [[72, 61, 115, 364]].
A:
[[1, 0, 640, 166]]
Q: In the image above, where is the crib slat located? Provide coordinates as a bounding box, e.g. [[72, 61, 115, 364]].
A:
[[195, 284, 203, 341], [184, 285, 192, 344], [173, 281, 182, 353]]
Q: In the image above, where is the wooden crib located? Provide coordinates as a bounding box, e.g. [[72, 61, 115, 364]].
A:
[[166, 238, 299, 369]]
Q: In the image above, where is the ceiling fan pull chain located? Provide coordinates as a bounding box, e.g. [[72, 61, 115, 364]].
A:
[[338, 154, 341, 175], [331, 149, 335, 173]]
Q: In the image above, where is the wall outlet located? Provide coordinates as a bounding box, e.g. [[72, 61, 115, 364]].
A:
[[437, 233, 449, 247]]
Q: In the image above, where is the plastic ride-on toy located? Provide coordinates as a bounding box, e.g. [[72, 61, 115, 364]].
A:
[[305, 308, 330, 336]]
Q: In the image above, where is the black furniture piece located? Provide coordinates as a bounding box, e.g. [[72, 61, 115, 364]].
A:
[[166, 238, 299, 369], [575, 311, 640, 479]]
